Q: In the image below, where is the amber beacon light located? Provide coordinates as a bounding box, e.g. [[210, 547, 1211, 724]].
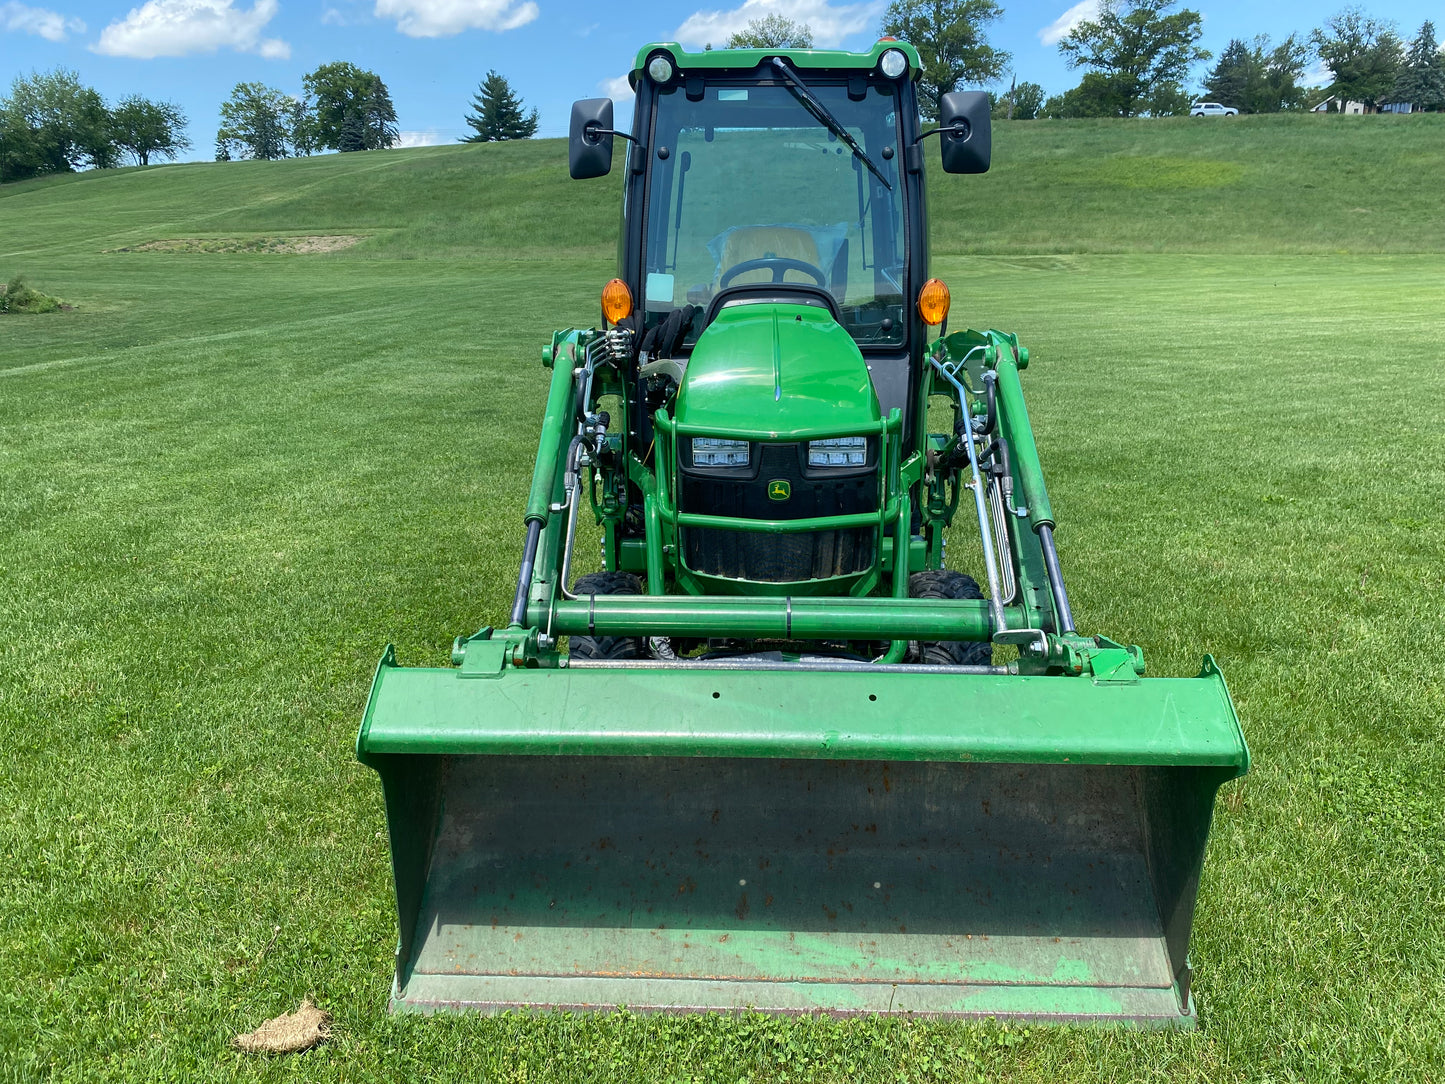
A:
[[917, 278, 951, 326], [601, 278, 634, 325]]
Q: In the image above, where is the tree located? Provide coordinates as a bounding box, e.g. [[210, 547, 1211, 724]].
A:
[[881, 0, 1010, 120], [727, 13, 814, 48], [991, 78, 1045, 119], [1260, 35, 1311, 111], [1392, 21, 1445, 111], [1311, 9, 1403, 111], [462, 71, 539, 142], [1203, 35, 1309, 113], [337, 110, 368, 152], [0, 107, 44, 182], [1056, 0, 1209, 117], [359, 76, 399, 150], [289, 96, 318, 156], [214, 137, 231, 162], [1202, 38, 1255, 108], [1043, 72, 1127, 117], [0, 69, 114, 180], [110, 96, 190, 166], [303, 63, 400, 151], [217, 82, 291, 160]]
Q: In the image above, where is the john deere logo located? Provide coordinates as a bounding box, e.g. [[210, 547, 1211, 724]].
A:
[[767, 479, 792, 501]]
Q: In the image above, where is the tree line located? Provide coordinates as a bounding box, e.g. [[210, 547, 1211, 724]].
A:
[[733, 1, 1444, 118], [0, 69, 189, 183], [216, 63, 400, 160], [214, 65, 543, 159], [3, 6, 1439, 184], [0, 59, 546, 182]]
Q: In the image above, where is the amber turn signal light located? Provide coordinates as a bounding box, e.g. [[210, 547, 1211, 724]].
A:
[[601, 278, 633, 325], [917, 278, 950, 326]]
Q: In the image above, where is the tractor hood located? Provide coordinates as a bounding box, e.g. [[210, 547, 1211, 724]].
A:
[[673, 303, 880, 440]]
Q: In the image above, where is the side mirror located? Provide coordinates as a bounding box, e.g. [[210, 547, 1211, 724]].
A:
[[569, 98, 614, 180], [937, 91, 991, 175]]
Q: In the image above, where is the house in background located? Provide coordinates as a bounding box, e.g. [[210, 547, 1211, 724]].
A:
[[1311, 95, 1368, 113], [1310, 95, 1415, 114]]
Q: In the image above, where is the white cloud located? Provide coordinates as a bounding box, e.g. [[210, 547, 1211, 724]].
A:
[[396, 129, 443, 147], [1, 0, 84, 40], [93, 0, 288, 58], [674, 0, 882, 50], [1302, 60, 1332, 86], [599, 74, 633, 100], [1038, 0, 1098, 46], [373, 0, 537, 38]]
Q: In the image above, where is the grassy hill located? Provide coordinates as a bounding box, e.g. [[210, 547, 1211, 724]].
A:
[[2, 116, 1443, 1082], [5, 112, 1445, 262]]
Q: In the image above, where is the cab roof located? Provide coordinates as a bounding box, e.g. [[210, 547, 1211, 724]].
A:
[[627, 40, 922, 90]]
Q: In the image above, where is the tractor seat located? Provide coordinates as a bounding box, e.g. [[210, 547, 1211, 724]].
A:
[[717, 227, 821, 286]]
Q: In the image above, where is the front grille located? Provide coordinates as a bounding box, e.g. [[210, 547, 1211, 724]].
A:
[[679, 441, 878, 582], [685, 525, 875, 581]]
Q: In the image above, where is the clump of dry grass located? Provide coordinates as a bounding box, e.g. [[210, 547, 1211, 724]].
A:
[[233, 999, 331, 1054]]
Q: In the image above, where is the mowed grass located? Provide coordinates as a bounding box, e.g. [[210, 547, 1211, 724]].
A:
[[1, 117, 1443, 1081]]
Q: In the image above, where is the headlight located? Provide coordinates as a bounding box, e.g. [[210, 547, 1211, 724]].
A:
[[691, 437, 750, 468], [879, 48, 909, 79], [808, 436, 867, 467], [647, 54, 675, 83]]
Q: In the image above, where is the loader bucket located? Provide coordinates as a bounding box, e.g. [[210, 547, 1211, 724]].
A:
[[357, 651, 1247, 1026]]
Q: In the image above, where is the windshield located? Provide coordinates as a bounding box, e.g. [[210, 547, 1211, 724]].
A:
[[643, 78, 907, 347]]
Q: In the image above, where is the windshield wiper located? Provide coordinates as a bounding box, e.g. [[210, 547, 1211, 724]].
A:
[[769, 57, 893, 191]]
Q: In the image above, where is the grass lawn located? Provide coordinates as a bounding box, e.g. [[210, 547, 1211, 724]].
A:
[[1, 116, 1443, 1081]]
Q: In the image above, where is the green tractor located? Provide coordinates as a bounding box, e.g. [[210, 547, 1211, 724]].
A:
[[358, 40, 1248, 1025]]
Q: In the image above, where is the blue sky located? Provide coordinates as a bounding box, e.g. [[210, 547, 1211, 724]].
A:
[[2, 0, 1441, 158]]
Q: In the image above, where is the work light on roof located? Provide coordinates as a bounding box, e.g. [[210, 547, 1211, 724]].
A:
[[879, 48, 909, 79], [647, 55, 675, 83]]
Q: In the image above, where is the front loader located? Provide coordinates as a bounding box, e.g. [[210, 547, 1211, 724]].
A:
[[357, 40, 1248, 1026]]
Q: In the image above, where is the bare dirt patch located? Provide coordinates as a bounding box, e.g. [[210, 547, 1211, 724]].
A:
[[112, 235, 365, 255]]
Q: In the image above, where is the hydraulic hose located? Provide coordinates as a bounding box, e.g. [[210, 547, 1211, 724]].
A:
[[509, 520, 543, 628], [1037, 524, 1075, 634]]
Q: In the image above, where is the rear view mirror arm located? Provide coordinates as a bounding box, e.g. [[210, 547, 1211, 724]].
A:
[[584, 124, 642, 149], [913, 122, 970, 145]]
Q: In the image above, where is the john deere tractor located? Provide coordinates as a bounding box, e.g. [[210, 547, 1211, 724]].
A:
[[357, 40, 1248, 1025]]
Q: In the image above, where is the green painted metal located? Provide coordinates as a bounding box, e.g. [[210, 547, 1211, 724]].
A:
[[673, 305, 881, 440], [358, 654, 1245, 1023], [356, 45, 1250, 1025], [630, 40, 923, 82], [361, 651, 1245, 765], [525, 333, 584, 525], [531, 583, 1010, 641], [673, 510, 883, 533]]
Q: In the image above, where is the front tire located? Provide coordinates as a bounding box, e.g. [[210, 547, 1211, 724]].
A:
[[568, 571, 645, 660], [906, 570, 992, 667]]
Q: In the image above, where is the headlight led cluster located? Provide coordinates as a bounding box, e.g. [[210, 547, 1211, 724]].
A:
[[692, 437, 750, 468], [808, 436, 867, 467]]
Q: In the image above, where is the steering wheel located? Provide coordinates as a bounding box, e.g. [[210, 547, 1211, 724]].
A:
[[719, 257, 829, 289]]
